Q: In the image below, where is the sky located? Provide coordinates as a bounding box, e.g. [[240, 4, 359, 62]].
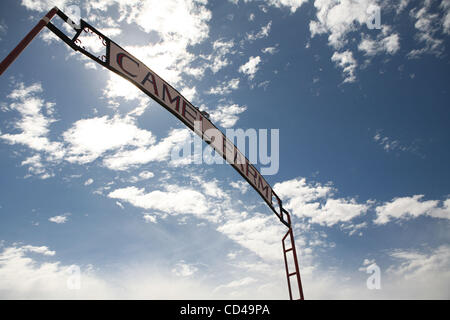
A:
[[0, 0, 449, 299]]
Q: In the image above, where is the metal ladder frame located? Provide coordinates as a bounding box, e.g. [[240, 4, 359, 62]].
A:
[[281, 208, 304, 300]]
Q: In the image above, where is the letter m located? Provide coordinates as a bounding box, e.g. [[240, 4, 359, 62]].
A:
[[257, 176, 270, 200], [162, 83, 181, 111]]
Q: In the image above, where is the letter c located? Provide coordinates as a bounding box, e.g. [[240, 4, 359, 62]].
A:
[[117, 53, 139, 77]]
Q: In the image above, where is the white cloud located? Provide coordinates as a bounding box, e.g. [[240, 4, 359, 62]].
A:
[[202, 180, 228, 199], [408, 1, 445, 58], [63, 115, 155, 165], [21, 245, 55, 256], [81, 0, 215, 110], [1, 82, 65, 178], [217, 213, 286, 261], [331, 50, 357, 83], [230, 0, 307, 13], [372, 130, 421, 156], [309, 1, 403, 83], [341, 221, 367, 236], [129, 171, 155, 183], [84, 62, 97, 70], [261, 46, 278, 55], [200, 39, 236, 74], [239, 56, 261, 80], [396, 0, 410, 14], [1, 241, 448, 299], [115, 201, 124, 209], [139, 171, 154, 180], [84, 178, 94, 186], [208, 104, 247, 128], [358, 27, 400, 56], [207, 78, 240, 95], [20, 0, 70, 12], [171, 260, 198, 277], [374, 195, 450, 224], [123, 0, 210, 45], [309, 0, 383, 49], [267, 0, 308, 13], [49, 215, 68, 224], [0, 243, 114, 299], [21, 154, 54, 179], [143, 214, 157, 223], [274, 178, 369, 226], [108, 184, 217, 221], [230, 180, 249, 194], [442, 0, 450, 34], [102, 128, 192, 170], [388, 245, 450, 280], [103, 72, 148, 103], [246, 21, 272, 41]]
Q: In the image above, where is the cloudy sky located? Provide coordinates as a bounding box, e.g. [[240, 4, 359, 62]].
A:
[[0, 0, 449, 299]]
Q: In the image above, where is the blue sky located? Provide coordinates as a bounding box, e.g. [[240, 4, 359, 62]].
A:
[[0, 0, 449, 299]]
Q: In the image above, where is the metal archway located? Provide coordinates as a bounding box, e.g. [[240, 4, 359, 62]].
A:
[[0, 7, 304, 300]]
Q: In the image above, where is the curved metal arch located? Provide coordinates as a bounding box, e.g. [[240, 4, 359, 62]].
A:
[[0, 7, 304, 300]]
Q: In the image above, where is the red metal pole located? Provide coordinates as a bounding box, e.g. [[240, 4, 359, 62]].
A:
[[282, 232, 294, 300], [0, 7, 59, 76], [289, 228, 305, 300], [282, 211, 305, 300]]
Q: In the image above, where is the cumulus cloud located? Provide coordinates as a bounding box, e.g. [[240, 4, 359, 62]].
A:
[[102, 129, 192, 170], [0, 243, 115, 299], [408, 0, 446, 58], [246, 21, 272, 41], [387, 245, 450, 279], [0, 241, 283, 299], [143, 214, 157, 223], [207, 78, 240, 95], [107, 184, 217, 221], [331, 50, 357, 83], [218, 213, 286, 261], [0, 82, 65, 178], [442, 0, 450, 34], [129, 171, 155, 183], [20, 245, 55, 256], [309, 0, 383, 49], [208, 104, 247, 128], [274, 177, 369, 226], [374, 195, 450, 224], [309, 1, 403, 83], [24, 0, 216, 111], [239, 56, 261, 80], [1, 81, 199, 175], [1, 241, 448, 299], [63, 115, 155, 165], [358, 26, 400, 56], [230, 0, 308, 13], [49, 214, 69, 224], [381, 245, 450, 298], [21, 0, 70, 12], [199, 39, 236, 74], [230, 180, 249, 194], [261, 46, 279, 55]]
